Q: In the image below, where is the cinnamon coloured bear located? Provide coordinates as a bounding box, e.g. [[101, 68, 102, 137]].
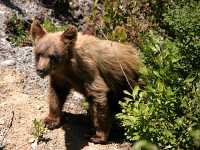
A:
[[30, 20, 141, 144]]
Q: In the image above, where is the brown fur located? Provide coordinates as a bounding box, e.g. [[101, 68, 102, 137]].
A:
[[30, 20, 141, 144]]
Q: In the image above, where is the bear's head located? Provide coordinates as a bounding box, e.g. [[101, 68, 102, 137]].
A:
[[30, 20, 77, 78]]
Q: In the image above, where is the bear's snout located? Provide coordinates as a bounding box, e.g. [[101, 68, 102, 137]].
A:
[[36, 68, 49, 78]]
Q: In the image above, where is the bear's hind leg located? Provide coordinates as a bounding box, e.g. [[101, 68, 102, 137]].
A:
[[90, 99, 111, 144], [86, 76, 111, 144]]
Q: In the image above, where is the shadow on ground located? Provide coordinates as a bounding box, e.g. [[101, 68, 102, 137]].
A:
[[62, 112, 91, 150], [62, 112, 125, 150]]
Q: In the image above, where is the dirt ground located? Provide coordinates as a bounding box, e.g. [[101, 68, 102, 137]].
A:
[[0, 1, 131, 150], [0, 68, 130, 150]]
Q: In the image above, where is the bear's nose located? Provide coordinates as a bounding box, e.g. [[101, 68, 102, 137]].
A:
[[36, 69, 48, 77]]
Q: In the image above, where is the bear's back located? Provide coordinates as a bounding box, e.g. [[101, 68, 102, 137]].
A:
[[75, 33, 141, 90]]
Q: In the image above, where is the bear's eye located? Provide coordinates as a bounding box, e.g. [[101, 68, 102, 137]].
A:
[[49, 55, 59, 63], [35, 53, 41, 62]]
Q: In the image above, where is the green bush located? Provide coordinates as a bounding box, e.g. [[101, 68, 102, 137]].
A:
[[145, 0, 200, 73], [116, 31, 200, 149], [5, 14, 31, 46], [42, 18, 67, 32], [6, 16, 67, 46], [162, 0, 200, 73], [90, 0, 152, 43], [132, 140, 158, 150], [31, 118, 47, 141], [91, 0, 200, 149]]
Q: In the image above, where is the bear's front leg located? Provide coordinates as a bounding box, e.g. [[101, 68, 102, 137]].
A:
[[44, 76, 70, 129], [87, 76, 111, 144]]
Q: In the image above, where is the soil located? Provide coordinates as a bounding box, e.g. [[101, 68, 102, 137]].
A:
[[0, 1, 131, 150]]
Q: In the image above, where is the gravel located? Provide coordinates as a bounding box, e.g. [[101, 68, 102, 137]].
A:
[[0, 59, 16, 67], [14, 46, 49, 94], [2, 0, 97, 26], [0, 7, 15, 63]]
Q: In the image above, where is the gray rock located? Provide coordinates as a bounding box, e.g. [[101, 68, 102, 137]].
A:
[[0, 59, 16, 67]]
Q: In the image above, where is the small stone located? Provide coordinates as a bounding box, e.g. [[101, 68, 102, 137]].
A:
[[36, 105, 42, 110], [31, 139, 38, 150], [28, 138, 35, 144], [88, 142, 95, 146], [0, 119, 5, 125], [0, 59, 16, 67]]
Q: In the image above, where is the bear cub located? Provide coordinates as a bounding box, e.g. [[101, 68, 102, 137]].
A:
[[30, 20, 141, 144]]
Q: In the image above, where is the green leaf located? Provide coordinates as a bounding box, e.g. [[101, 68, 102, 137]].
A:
[[123, 90, 132, 96], [139, 66, 149, 76], [132, 85, 140, 99], [132, 135, 140, 141], [156, 80, 164, 92], [112, 26, 127, 42], [184, 77, 195, 83], [153, 71, 161, 78]]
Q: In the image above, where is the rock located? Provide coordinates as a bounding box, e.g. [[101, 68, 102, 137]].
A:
[[0, 119, 5, 125], [28, 138, 35, 144], [36, 105, 42, 110], [88, 142, 95, 146], [72, 91, 84, 100], [31, 139, 38, 150], [0, 59, 16, 67]]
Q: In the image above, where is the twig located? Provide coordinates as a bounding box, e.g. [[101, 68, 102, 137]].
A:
[[0, 111, 14, 145], [118, 61, 133, 90], [112, 41, 133, 90]]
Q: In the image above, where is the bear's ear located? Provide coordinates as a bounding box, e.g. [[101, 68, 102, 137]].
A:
[[61, 25, 77, 43], [30, 20, 46, 42]]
